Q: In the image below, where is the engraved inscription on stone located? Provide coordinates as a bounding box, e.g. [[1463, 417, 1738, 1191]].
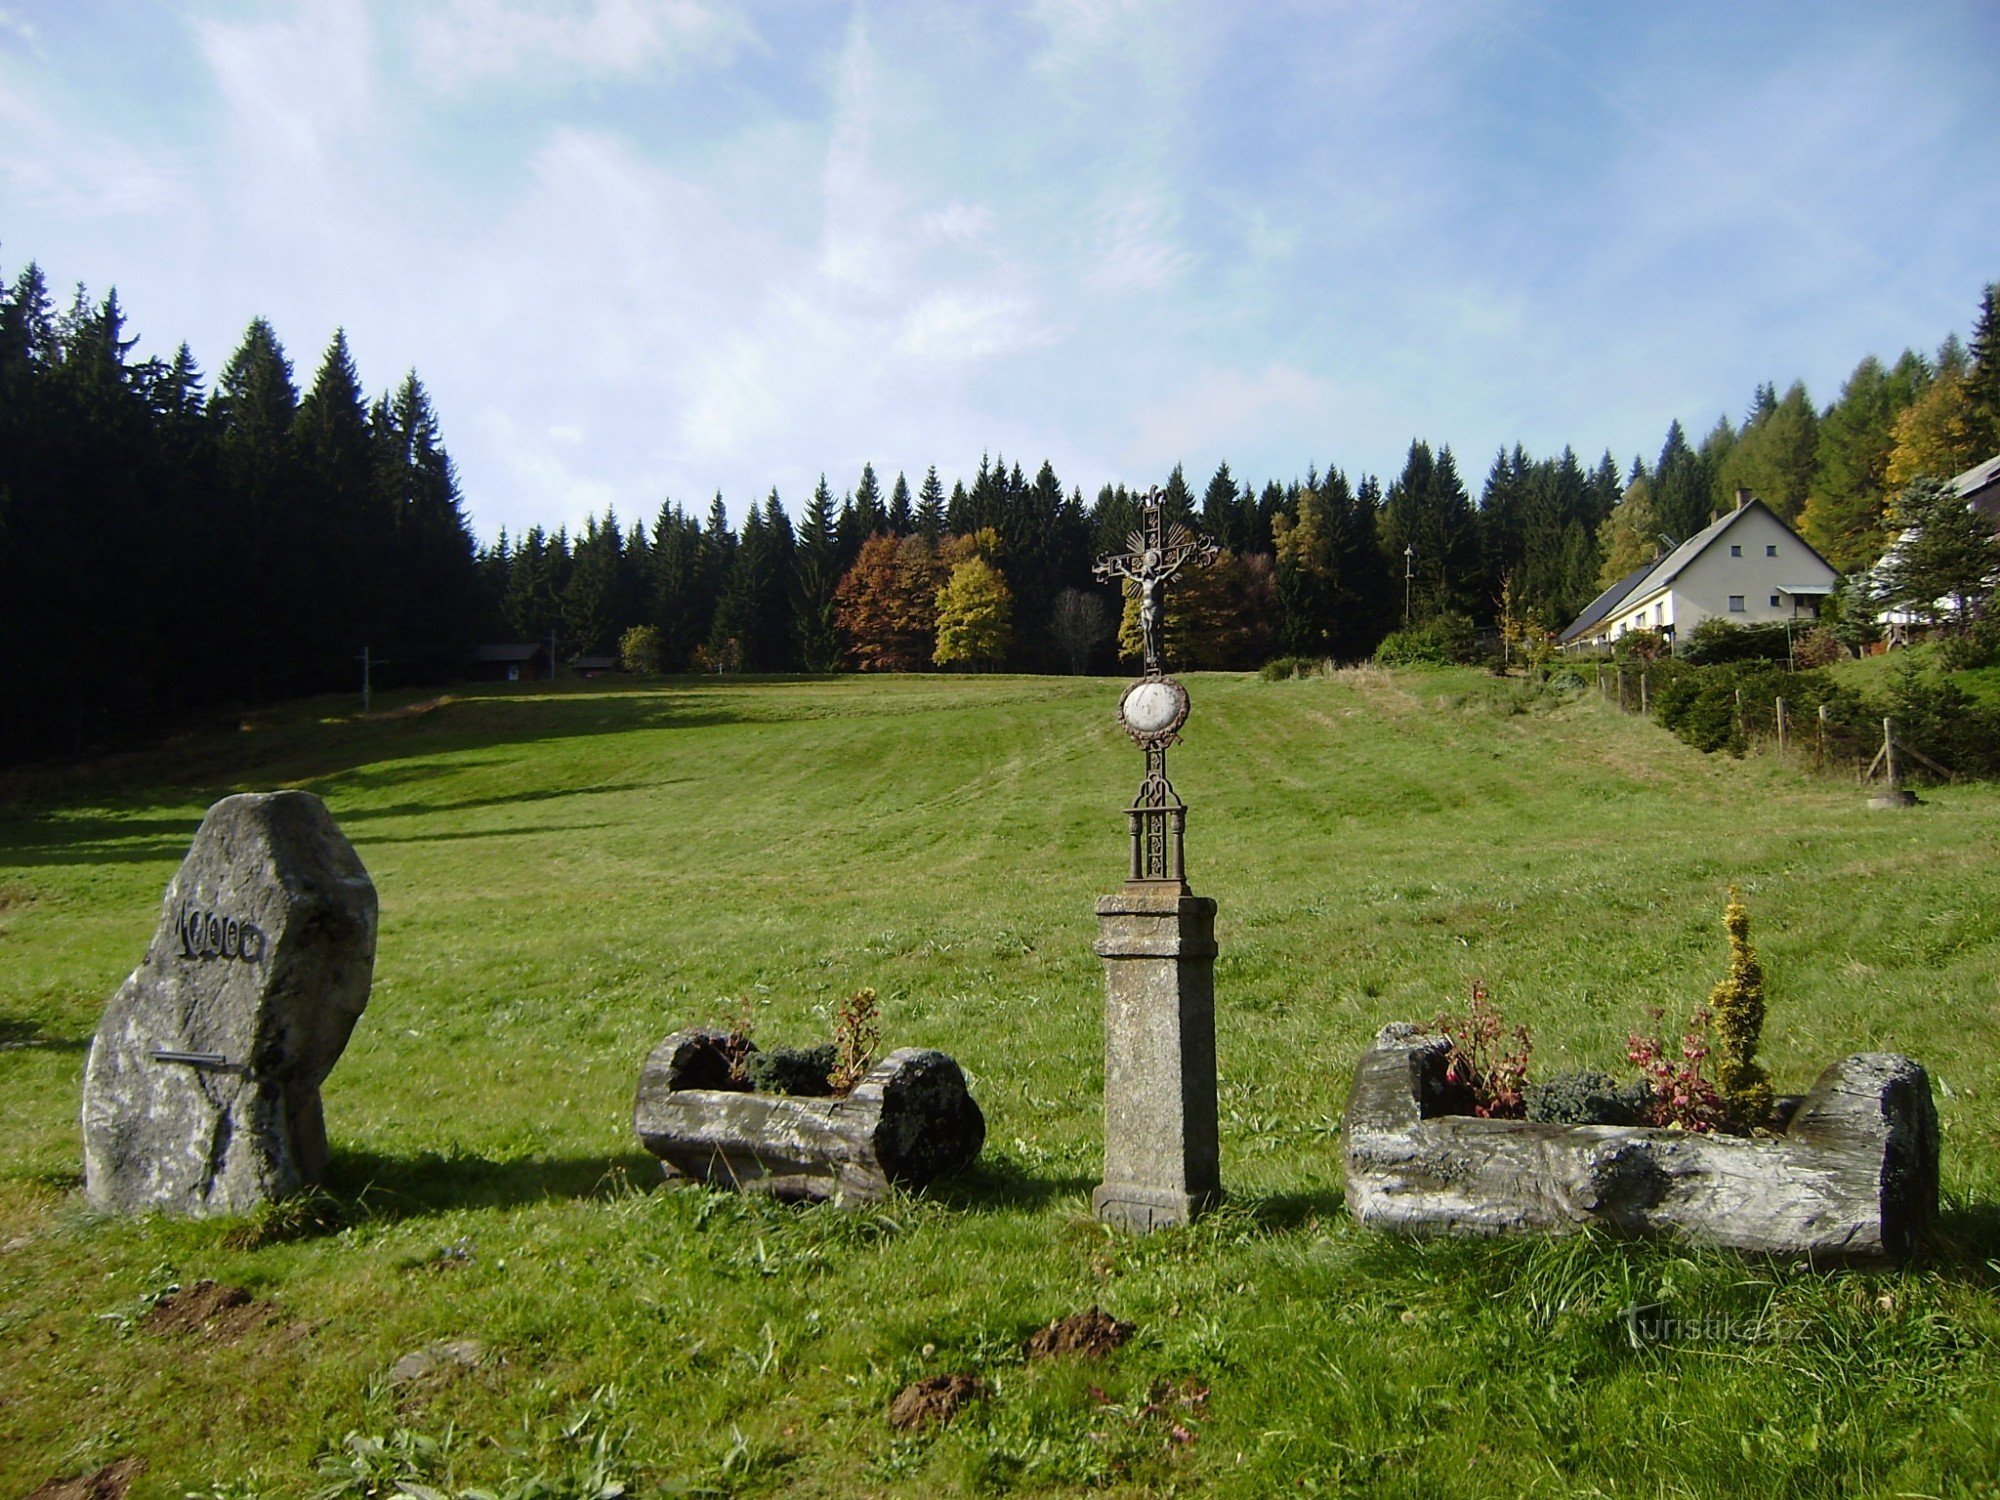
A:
[[177, 906, 267, 963]]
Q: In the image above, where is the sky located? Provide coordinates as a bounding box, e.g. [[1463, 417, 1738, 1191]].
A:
[[2, 1, 1996, 545]]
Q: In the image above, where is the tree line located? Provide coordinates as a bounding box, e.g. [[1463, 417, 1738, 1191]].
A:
[[1, 260, 479, 761], [4, 248, 1995, 762]]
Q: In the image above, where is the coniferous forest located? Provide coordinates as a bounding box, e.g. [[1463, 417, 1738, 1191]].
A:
[[3, 252, 1996, 764]]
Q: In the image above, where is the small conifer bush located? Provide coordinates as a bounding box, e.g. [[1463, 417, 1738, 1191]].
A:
[[1707, 886, 1773, 1130]]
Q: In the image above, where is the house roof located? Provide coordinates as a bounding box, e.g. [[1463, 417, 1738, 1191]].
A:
[[1949, 451, 2000, 502], [1558, 564, 1654, 644], [1558, 497, 1836, 643], [473, 643, 545, 663]]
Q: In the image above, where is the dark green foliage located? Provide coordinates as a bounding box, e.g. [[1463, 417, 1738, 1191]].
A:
[[743, 1044, 837, 1096], [1875, 475, 2000, 630], [1678, 619, 1794, 665], [1524, 1070, 1650, 1127], [1882, 656, 2000, 777], [1374, 611, 1480, 666], [0, 262, 481, 760]]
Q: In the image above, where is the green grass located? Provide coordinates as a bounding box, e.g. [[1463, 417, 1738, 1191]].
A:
[[3, 669, 1997, 1498]]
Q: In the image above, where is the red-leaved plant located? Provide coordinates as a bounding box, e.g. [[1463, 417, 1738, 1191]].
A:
[[1433, 981, 1532, 1119], [1627, 1004, 1725, 1131]]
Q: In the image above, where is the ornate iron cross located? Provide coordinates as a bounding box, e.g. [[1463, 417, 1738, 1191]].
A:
[[1093, 488, 1219, 889]]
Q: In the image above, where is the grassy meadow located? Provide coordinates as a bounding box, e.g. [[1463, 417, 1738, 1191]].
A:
[[2, 667, 1998, 1497]]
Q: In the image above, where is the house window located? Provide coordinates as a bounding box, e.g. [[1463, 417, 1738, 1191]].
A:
[[1729, 544, 1741, 556], [1766, 545, 1777, 557], [1728, 595, 1746, 612], [1654, 602, 1663, 625], [1769, 595, 1780, 607]]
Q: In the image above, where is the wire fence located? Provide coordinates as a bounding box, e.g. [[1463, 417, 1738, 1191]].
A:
[[1589, 664, 1950, 786]]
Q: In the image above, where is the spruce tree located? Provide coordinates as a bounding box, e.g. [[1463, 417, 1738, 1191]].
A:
[[794, 476, 843, 671], [887, 471, 913, 535], [915, 466, 945, 543]]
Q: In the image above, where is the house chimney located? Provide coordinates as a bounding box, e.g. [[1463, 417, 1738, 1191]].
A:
[[1735, 487, 1751, 510]]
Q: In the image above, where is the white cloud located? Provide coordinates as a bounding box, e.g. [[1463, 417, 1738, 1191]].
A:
[[407, 0, 747, 92], [920, 202, 995, 247], [895, 290, 1051, 364], [0, 83, 186, 220], [1083, 190, 1193, 297], [1124, 363, 1337, 472], [194, 0, 378, 172]]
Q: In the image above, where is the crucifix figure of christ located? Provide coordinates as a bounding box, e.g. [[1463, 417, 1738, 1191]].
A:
[[1092, 488, 1220, 676], [1093, 489, 1219, 888]]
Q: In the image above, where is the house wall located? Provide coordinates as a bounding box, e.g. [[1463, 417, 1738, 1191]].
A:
[[1580, 507, 1835, 648]]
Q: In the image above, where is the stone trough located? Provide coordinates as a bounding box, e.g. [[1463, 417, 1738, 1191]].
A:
[[1343, 1023, 1939, 1260], [633, 1027, 985, 1205]]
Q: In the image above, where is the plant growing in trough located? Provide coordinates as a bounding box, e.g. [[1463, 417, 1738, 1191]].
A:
[[1431, 981, 1532, 1118], [1707, 886, 1774, 1131]]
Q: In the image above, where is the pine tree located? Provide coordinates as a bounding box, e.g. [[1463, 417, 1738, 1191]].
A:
[[915, 466, 945, 544], [852, 462, 887, 538], [1876, 474, 2000, 629], [887, 471, 913, 535], [1803, 352, 1930, 572], [1964, 282, 2000, 456], [1651, 420, 1711, 544], [295, 329, 377, 656], [794, 476, 843, 671]]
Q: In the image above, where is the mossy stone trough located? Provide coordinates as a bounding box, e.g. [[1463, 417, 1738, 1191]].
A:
[[1343, 1023, 1939, 1260], [633, 1027, 985, 1205]]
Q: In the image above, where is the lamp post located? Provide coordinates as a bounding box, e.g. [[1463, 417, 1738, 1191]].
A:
[[1403, 544, 1414, 626]]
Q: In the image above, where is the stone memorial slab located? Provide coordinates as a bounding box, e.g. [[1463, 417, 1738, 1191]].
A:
[[82, 791, 377, 1217]]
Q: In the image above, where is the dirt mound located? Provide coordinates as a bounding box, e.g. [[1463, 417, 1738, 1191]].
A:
[[143, 1280, 268, 1341], [23, 1457, 144, 1499], [1024, 1306, 1135, 1361], [888, 1373, 989, 1431]]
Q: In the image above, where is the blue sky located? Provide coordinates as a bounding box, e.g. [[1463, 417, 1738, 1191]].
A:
[[2, 1, 1995, 544]]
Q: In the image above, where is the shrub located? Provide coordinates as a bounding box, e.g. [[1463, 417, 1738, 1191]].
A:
[[1791, 626, 1844, 669], [1612, 628, 1668, 666], [1882, 655, 2000, 777], [1430, 982, 1531, 1119], [1375, 612, 1480, 667], [1524, 1070, 1650, 1126], [1627, 1005, 1725, 1132], [1706, 888, 1773, 1131], [618, 624, 663, 675], [1680, 618, 1792, 665], [1935, 613, 2000, 672], [1258, 656, 1324, 681], [828, 986, 881, 1094], [745, 1044, 838, 1096]]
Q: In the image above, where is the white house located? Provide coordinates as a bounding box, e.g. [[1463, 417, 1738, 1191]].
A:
[[1869, 451, 2000, 635], [1560, 494, 1837, 652]]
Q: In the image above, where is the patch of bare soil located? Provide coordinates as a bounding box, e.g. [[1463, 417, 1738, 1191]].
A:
[[888, 1373, 989, 1431], [1024, 1306, 1135, 1361], [142, 1280, 270, 1341], [22, 1456, 144, 1499]]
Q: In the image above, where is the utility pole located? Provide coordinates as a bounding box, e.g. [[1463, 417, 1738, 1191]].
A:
[[1403, 544, 1414, 626], [360, 646, 372, 714]]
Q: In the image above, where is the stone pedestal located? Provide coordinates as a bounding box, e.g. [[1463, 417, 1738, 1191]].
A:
[[1092, 887, 1220, 1232]]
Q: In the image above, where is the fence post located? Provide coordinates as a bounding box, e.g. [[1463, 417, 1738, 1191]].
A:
[[1883, 717, 1899, 787], [1639, 671, 1649, 715], [1617, 668, 1626, 712], [1735, 687, 1744, 737], [1775, 696, 1786, 760], [1816, 703, 1828, 776]]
